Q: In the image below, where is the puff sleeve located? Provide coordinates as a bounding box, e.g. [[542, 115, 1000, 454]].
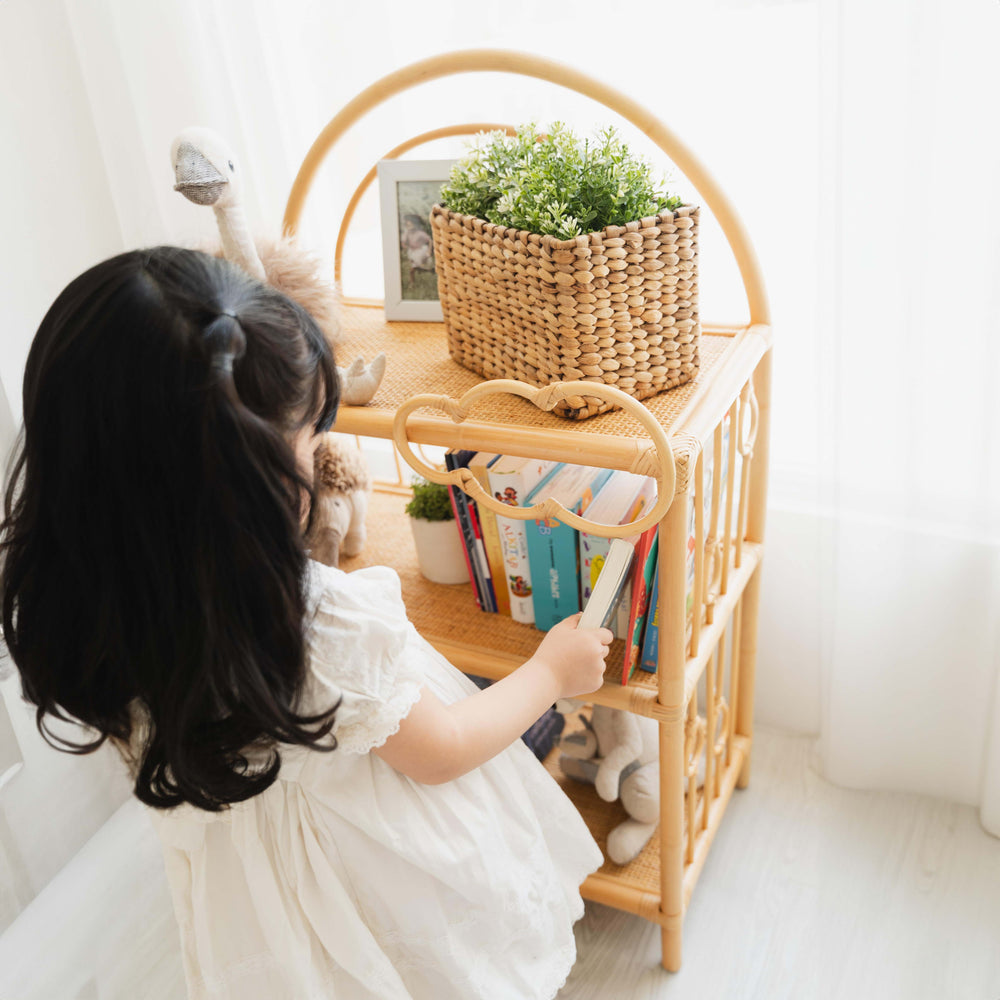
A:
[[303, 562, 425, 755]]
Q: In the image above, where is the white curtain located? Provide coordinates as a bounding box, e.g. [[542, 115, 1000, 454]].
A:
[[59, 0, 1000, 833], [816, 0, 1000, 833]]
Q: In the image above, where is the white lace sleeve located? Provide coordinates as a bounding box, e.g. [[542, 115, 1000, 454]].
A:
[[304, 562, 425, 755]]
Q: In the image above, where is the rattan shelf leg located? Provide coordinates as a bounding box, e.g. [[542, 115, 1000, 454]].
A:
[[735, 567, 761, 789], [658, 487, 689, 971], [662, 925, 682, 974], [735, 349, 772, 788]]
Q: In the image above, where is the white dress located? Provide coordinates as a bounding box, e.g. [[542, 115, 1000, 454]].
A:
[[149, 561, 603, 1000]]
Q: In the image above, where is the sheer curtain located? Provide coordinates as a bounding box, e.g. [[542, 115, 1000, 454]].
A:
[[816, 0, 1000, 833], [63, 0, 999, 832]]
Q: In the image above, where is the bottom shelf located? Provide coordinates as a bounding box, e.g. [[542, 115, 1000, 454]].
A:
[[543, 712, 750, 927]]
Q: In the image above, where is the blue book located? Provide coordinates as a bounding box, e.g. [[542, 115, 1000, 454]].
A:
[[524, 463, 613, 631], [639, 548, 661, 673]]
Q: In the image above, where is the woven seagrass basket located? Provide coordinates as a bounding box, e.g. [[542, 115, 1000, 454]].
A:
[[430, 203, 700, 420]]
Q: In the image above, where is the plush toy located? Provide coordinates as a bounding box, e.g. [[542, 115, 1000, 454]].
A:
[[556, 700, 661, 865], [307, 433, 372, 567], [170, 126, 386, 405], [557, 700, 708, 865], [170, 128, 382, 567]]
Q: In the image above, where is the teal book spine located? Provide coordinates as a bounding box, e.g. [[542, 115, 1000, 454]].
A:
[[527, 467, 613, 632]]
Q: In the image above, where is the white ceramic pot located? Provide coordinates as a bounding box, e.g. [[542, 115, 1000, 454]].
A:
[[408, 516, 468, 585]]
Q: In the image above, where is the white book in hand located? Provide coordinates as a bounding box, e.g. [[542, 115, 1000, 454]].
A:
[[577, 538, 634, 631]]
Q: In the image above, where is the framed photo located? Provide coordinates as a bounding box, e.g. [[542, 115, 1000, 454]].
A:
[[377, 159, 455, 321]]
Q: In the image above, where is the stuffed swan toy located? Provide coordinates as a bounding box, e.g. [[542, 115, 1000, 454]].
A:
[[170, 127, 375, 565], [170, 126, 386, 405]]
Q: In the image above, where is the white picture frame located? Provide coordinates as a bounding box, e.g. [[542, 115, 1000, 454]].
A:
[[377, 159, 456, 321]]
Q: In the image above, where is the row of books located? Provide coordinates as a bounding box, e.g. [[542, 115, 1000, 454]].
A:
[[443, 417, 743, 686], [443, 450, 657, 684]]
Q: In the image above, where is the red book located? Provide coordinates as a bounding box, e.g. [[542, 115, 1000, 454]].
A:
[[622, 527, 659, 685]]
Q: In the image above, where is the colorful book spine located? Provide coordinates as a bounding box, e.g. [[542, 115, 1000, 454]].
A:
[[445, 450, 496, 612], [445, 477, 481, 608], [622, 528, 658, 685], [466, 495, 497, 612], [579, 473, 657, 608], [486, 455, 559, 625], [524, 464, 613, 632], [639, 549, 661, 673], [468, 453, 510, 616]]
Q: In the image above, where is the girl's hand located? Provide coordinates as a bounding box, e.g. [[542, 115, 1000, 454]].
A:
[[530, 613, 614, 700]]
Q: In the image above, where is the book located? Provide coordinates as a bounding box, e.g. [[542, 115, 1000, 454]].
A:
[[639, 547, 661, 673], [444, 453, 483, 609], [486, 454, 559, 625], [578, 471, 657, 637], [524, 463, 613, 631], [577, 537, 634, 631], [445, 450, 496, 612], [622, 527, 658, 685], [466, 494, 497, 612], [467, 452, 510, 616]]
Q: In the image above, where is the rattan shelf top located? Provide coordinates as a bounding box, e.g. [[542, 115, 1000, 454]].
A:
[[331, 304, 771, 480]]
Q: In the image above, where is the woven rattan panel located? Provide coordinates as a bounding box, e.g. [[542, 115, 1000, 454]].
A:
[[334, 304, 735, 439]]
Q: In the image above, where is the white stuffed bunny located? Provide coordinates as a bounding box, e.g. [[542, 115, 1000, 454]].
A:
[[556, 700, 661, 865]]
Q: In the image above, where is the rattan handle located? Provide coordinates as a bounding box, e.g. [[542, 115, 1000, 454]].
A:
[[738, 382, 760, 458], [283, 48, 770, 327], [392, 379, 676, 537]]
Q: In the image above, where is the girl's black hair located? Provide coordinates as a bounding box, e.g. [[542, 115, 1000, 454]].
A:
[[0, 246, 341, 811]]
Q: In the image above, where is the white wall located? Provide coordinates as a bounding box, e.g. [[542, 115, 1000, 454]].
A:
[[0, 0, 132, 933]]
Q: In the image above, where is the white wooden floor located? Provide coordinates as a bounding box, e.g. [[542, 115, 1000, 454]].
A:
[[2, 727, 998, 1000]]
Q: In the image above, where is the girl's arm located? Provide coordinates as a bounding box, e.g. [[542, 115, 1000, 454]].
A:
[[373, 614, 613, 784]]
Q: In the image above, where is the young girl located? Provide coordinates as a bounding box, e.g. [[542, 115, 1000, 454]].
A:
[[1, 247, 613, 1000]]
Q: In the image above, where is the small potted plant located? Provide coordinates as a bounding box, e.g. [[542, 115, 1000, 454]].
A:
[[405, 478, 468, 584], [433, 122, 699, 419]]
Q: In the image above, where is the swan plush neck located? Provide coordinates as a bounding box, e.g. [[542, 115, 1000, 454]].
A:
[[171, 127, 266, 282], [214, 200, 265, 282]]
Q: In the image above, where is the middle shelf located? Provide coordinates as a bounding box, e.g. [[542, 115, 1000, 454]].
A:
[[338, 489, 762, 720]]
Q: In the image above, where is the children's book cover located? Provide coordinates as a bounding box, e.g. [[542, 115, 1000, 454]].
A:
[[579, 472, 657, 623], [486, 455, 559, 625]]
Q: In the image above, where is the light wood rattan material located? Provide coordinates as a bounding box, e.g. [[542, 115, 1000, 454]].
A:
[[431, 204, 700, 419]]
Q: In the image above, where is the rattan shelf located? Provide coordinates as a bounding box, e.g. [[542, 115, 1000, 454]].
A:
[[341, 491, 763, 722], [286, 48, 773, 973], [330, 304, 770, 489]]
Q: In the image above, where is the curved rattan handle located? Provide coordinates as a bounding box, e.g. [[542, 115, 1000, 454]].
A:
[[738, 382, 760, 458], [392, 379, 676, 537], [283, 48, 770, 327]]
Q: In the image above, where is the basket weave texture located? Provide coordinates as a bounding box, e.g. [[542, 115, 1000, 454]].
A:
[[430, 203, 700, 420]]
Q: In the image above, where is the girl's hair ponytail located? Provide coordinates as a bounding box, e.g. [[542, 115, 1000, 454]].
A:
[[1, 247, 341, 811]]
